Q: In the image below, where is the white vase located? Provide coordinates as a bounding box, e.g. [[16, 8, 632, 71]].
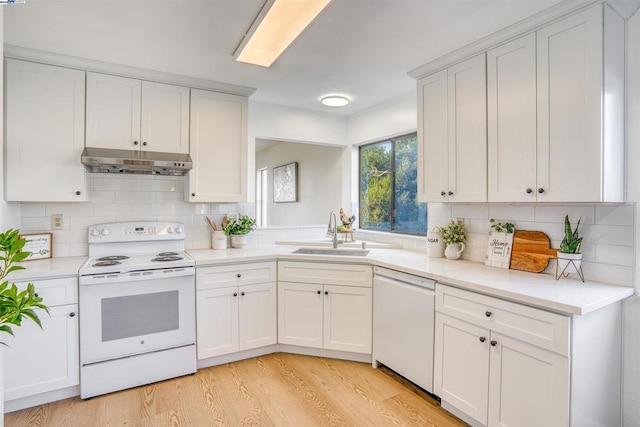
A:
[[427, 230, 444, 258], [230, 234, 248, 248], [557, 252, 582, 274], [444, 243, 465, 260]]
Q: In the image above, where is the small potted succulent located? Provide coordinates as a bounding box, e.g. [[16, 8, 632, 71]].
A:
[[223, 214, 257, 248], [438, 219, 467, 260], [557, 215, 583, 275]]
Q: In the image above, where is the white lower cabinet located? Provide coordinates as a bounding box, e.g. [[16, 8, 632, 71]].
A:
[[196, 262, 277, 359], [278, 262, 373, 354], [435, 283, 622, 427], [4, 277, 79, 403]]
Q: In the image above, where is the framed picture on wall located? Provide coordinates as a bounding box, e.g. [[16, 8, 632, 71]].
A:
[[273, 162, 298, 203]]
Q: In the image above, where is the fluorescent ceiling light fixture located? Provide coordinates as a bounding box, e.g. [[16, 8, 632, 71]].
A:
[[235, 0, 333, 67], [321, 96, 350, 107]]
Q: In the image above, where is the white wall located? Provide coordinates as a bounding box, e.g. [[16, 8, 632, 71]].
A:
[[255, 142, 343, 226]]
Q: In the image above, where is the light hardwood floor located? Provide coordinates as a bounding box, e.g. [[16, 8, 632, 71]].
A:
[[5, 353, 466, 426]]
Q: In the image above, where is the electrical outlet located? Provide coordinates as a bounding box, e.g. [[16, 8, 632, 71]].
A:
[[51, 214, 63, 230]]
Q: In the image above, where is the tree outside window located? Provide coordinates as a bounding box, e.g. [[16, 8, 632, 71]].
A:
[[359, 133, 427, 234]]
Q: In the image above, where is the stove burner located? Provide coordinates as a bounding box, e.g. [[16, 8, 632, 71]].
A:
[[158, 252, 179, 257], [98, 255, 130, 261], [152, 256, 184, 262], [93, 261, 122, 267]]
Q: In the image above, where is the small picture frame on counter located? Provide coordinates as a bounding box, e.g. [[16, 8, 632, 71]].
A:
[[20, 232, 53, 261]]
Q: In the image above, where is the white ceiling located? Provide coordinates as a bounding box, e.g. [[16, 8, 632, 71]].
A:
[[4, 0, 563, 116]]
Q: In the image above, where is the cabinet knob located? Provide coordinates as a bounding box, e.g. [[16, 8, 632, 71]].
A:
[[69, 312, 76, 317], [448, 191, 454, 196], [236, 273, 242, 278], [241, 291, 245, 296], [233, 292, 238, 297], [441, 191, 446, 196], [324, 290, 329, 295], [133, 140, 139, 145], [485, 311, 492, 317], [76, 191, 81, 196], [490, 340, 498, 347], [317, 290, 321, 295], [142, 141, 148, 146], [526, 188, 533, 194], [479, 336, 486, 343], [538, 188, 545, 194], [192, 193, 196, 197]]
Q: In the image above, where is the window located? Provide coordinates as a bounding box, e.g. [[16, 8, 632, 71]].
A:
[[359, 133, 427, 234], [256, 168, 267, 227]]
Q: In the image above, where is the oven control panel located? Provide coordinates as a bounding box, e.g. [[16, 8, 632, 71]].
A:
[[88, 222, 186, 243]]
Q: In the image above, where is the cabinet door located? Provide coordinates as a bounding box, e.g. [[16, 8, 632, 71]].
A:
[[86, 72, 141, 150], [417, 69, 449, 202], [4, 305, 79, 401], [536, 6, 603, 201], [323, 285, 372, 353], [488, 332, 569, 427], [447, 54, 487, 202], [5, 59, 87, 202], [277, 282, 323, 348], [196, 287, 239, 359], [434, 313, 490, 426], [487, 34, 538, 202], [239, 282, 277, 351], [189, 89, 248, 202], [141, 81, 190, 154]]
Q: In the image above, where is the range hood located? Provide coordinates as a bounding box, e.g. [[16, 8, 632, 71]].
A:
[[81, 147, 193, 176]]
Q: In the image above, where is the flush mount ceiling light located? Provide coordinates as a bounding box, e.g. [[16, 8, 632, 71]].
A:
[[321, 96, 350, 107], [234, 0, 333, 67]]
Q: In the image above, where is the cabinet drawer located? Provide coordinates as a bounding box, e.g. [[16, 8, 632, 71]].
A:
[[278, 261, 372, 287], [14, 276, 78, 307], [436, 284, 570, 356], [197, 262, 276, 290]]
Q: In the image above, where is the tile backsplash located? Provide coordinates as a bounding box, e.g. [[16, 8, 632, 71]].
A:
[[18, 174, 635, 286]]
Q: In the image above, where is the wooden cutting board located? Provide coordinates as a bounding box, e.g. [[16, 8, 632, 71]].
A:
[[510, 230, 558, 273]]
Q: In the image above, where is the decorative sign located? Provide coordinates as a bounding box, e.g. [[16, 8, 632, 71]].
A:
[[273, 162, 298, 203], [485, 231, 514, 269], [21, 233, 53, 261]]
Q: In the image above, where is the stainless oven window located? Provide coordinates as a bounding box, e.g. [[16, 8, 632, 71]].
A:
[[101, 290, 180, 342]]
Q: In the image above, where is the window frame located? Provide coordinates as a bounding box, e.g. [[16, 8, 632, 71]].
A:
[[358, 132, 426, 236]]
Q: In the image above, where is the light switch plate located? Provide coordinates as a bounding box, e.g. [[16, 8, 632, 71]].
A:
[[51, 214, 63, 230]]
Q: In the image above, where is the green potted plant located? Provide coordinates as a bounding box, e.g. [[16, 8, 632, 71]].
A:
[[557, 215, 583, 276], [223, 214, 257, 248], [0, 229, 48, 344], [437, 219, 467, 260]]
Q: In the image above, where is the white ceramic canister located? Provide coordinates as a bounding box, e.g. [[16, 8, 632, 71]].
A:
[[211, 231, 227, 250], [426, 229, 444, 258]]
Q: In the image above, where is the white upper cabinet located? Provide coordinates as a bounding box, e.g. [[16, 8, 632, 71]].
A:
[[86, 73, 190, 154], [487, 4, 624, 202], [5, 59, 88, 202], [487, 34, 538, 202], [536, 4, 624, 202], [188, 89, 248, 203], [417, 54, 487, 202]]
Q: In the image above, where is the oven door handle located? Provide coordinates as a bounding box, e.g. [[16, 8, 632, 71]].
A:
[[80, 267, 195, 286]]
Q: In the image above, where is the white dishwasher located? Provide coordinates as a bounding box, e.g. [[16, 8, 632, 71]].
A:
[[373, 266, 435, 393]]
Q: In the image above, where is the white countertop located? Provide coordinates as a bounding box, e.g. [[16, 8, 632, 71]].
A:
[[4, 247, 633, 316], [9, 256, 86, 282], [187, 246, 634, 316]]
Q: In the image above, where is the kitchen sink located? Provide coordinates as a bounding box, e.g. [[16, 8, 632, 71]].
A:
[[293, 248, 370, 257]]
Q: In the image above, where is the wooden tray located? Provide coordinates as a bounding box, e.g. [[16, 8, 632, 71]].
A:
[[510, 230, 558, 273]]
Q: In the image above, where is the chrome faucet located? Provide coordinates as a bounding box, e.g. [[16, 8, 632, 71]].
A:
[[328, 211, 339, 249]]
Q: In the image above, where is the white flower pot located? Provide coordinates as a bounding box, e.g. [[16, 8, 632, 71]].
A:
[[557, 252, 582, 274], [230, 234, 248, 248], [444, 243, 465, 260]]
